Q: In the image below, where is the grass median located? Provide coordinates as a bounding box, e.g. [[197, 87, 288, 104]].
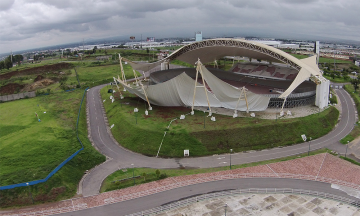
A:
[[101, 148, 331, 193]]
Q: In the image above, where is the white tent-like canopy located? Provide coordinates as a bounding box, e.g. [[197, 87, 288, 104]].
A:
[[118, 62, 270, 111], [120, 38, 329, 110]]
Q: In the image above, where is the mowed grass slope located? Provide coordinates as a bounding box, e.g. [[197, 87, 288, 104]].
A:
[[0, 90, 105, 207], [73, 63, 141, 87], [0, 94, 78, 185], [101, 86, 339, 157]]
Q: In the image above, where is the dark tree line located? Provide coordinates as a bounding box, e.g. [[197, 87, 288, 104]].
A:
[[0, 55, 24, 70]]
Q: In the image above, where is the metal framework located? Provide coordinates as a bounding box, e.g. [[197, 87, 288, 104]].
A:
[[268, 95, 316, 109], [233, 87, 249, 118], [191, 59, 212, 116], [113, 77, 124, 99]]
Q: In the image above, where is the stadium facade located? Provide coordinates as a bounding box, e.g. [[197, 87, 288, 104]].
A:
[[114, 38, 329, 115]]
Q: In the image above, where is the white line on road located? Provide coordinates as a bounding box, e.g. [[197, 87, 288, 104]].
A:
[[266, 164, 279, 177], [98, 126, 119, 155]]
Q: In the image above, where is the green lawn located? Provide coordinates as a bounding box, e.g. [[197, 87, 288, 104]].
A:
[[290, 54, 351, 64], [0, 90, 105, 208], [100, 86, 339, 157], [323, 75, 349, 83], [73, 62, 141, 88], [101, 148, 330, 192]]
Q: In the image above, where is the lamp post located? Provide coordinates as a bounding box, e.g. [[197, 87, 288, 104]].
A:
[[26, 183, 34, 204], [224, 203, 228, 216], [230, 149, 233, 170], [204, 111, 206, 129], [345, 141, 349, 158], [131, 163, 135, 185], [308, 137, 312, 156]]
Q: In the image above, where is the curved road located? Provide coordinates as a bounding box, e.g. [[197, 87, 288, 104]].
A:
[[82, 86, 356, 196], [67, 179, 360, 216]]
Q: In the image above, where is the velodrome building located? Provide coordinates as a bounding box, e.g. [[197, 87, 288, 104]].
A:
[[116, 38, 330, 115]]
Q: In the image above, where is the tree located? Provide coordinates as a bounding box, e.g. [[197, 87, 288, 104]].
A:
[[330, 71, 335, 79], [155, 169, 160, 178], [351, 77, 359, 92], [4, 58, 12, 69], [93, 46, 97, 54], [0, 61, 4, 70], [146, 48, 149, 54]]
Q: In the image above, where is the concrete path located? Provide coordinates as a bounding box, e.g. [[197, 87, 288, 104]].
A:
[[82, 86, 356, 196]]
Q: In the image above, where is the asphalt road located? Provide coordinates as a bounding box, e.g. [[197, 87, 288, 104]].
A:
[[64, 178, 360, 216], [82, 86, 356, 197]]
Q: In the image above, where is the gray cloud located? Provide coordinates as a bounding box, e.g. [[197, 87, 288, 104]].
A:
[[0, 0, 359, 53]]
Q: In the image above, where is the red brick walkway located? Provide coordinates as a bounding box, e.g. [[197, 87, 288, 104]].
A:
[[2, 153, 360, 216]]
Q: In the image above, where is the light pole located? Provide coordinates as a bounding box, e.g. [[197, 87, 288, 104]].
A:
[[26, 183, 34, 204], [230, 149, 233, 170], [204, 111, 206, 129], [308, 137, 312, 156], [224, 203, 228, 216], [345, 141, 349, 158], [131, 163, 135, 186]]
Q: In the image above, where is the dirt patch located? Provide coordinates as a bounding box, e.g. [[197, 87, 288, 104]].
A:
[[0, 63, 72, 80], [22, 78, 55, 92], [34, 75, 44, 82], [0, 83, 24, 95]]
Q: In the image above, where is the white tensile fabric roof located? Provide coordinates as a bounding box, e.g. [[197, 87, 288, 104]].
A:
[[120, 66, 270, 111], [125, 38, 324, 99]]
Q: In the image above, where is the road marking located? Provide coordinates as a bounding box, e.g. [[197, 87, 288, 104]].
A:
[[315, 153, 327, 180], [98, 126, 119, 155], [217, 157, 225, 159], [266, 164, 279, 177], [219, 162, 227, 164]]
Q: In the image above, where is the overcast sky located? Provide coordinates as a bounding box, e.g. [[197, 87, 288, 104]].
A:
[[1, 0, 359, 54]]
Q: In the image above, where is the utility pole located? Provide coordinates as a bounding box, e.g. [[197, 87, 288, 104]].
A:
[[333, 45, 336, 73], [141, 34, 142, 49], [10, 50, 12, 63]]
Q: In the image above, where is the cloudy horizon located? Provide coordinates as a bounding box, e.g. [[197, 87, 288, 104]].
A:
[[1, 0, 359, 54]]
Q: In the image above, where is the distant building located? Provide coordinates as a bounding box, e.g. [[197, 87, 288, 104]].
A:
[[195, 31, 202, 42], [157, 51, 169, 60], [356, 61, 360, 67], [96, 55, 112, 61]]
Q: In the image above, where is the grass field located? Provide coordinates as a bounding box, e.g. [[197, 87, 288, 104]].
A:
[[290, 54, 351, 64], [100, 86, 339, 157], [323, 75, 349, 83], [0, 90, 105, 208], [101, 148, 331, 192], [68, 63, 141, 88]]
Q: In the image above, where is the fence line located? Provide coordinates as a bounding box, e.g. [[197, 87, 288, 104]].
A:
[[128, 188, 360, 216], [0, 87, 89, 190], [0, 91, 36, 102]]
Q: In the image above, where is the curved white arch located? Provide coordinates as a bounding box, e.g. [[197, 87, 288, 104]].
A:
[[125, 38, 326, 99]]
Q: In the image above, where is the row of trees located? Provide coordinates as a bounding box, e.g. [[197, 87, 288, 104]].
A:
[[0, 55, 23, 70]]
